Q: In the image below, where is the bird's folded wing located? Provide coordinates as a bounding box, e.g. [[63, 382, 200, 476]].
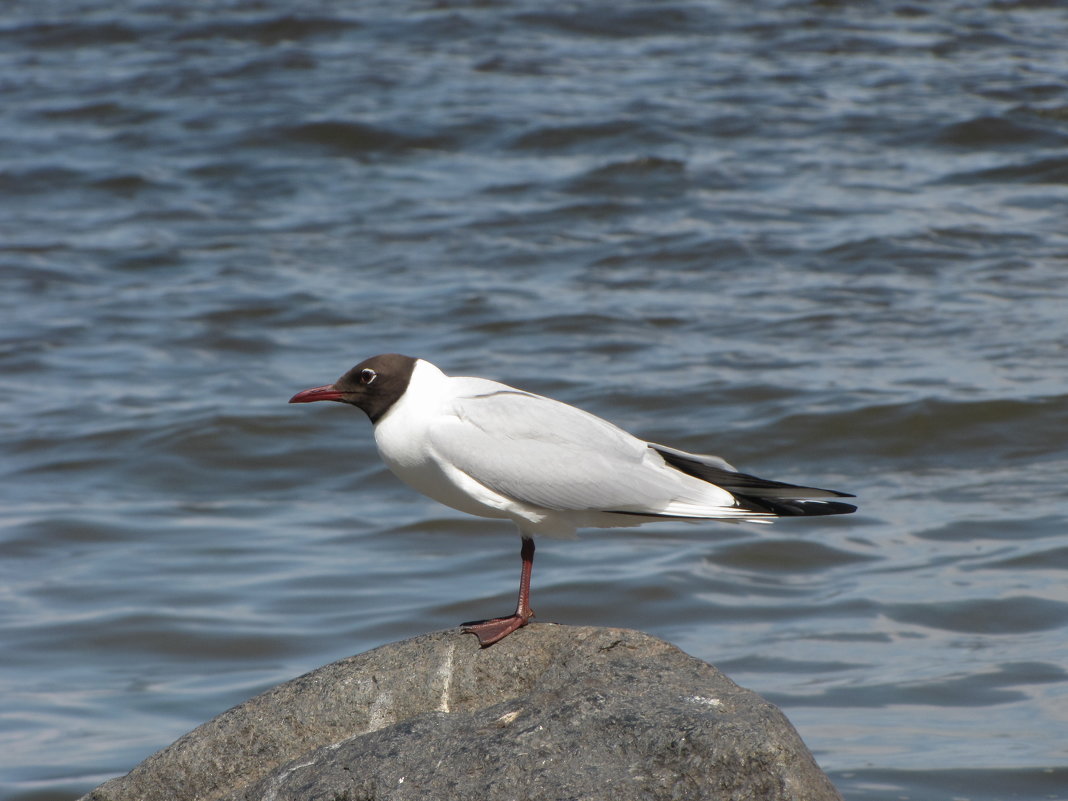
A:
[[426, 389, 710, 514]]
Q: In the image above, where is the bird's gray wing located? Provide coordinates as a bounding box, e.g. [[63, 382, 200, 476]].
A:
[[426, 387, 714, 514]]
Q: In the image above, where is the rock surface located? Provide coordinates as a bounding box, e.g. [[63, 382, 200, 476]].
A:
[[81, 624, 842, 801]]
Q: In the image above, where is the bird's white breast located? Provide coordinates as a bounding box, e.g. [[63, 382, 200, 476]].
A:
[[372, 360, 514, 521]]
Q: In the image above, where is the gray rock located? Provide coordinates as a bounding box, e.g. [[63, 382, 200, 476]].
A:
[[81, 625, 842, 801]]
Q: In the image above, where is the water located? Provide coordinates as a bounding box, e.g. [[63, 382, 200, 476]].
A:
[[2, 1, 1068, 799]]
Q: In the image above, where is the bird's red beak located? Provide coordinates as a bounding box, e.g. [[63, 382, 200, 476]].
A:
[[289, 384, 345, 403]]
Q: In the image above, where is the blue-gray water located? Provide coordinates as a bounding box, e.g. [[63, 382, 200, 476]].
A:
[[3, 1, 1068, 799]]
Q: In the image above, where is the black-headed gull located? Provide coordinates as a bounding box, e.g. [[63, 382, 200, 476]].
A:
[[290, 354, 856, 646]]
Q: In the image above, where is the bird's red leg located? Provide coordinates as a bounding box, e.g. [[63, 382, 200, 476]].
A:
[[462, 537, 535, 647]]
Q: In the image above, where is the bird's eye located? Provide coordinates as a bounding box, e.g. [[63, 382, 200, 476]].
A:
[[360, 368, 377, 385]]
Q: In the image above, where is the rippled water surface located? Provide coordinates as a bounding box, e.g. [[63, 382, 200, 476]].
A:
[[3, 2, 1068, 799]]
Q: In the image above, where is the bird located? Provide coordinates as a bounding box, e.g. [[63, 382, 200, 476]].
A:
[[289, 354, 856, 647]]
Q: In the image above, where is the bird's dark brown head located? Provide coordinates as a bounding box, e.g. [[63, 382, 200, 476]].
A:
[[289, 353, 418, 423]]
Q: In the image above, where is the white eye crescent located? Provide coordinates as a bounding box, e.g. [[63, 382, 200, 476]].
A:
[[360, 368, 377, 385]]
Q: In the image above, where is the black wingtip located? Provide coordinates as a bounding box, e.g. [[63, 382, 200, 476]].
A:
[[733, 495, 858, 517], [651, 444, 856, 511]]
